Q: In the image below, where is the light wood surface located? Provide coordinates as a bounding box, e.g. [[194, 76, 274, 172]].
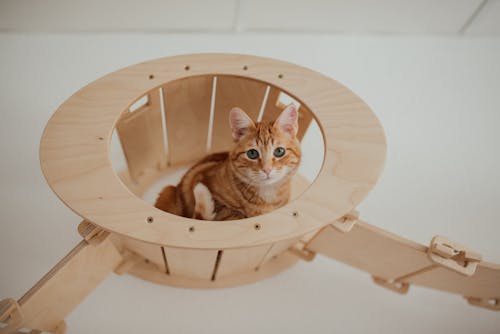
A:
[[163, 76, 213, 165], [120, 237, 165, 271], [307, 219, 500, 305], [307, 221, 432, 279], [128, 251, 299, 289], [13, 238, 121, 332], [162, 247, 218, 280], [216, 244, 272, 279], [39, 53, 386, 249], [116, 89, 166, 182]]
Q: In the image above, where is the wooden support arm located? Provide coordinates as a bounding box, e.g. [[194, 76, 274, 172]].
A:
[[0, 224, 122, 333], [305, 218, 500, 311]]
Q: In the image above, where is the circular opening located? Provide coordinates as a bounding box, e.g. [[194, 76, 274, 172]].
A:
[[110, 74, 325, 223]]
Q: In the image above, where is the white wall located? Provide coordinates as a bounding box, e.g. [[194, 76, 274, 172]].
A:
[[0, 32, 499, 333], [1, 0, 500, 35]]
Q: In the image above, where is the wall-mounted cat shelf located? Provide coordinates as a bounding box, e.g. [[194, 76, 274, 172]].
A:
[[1, 54, 498, 334]]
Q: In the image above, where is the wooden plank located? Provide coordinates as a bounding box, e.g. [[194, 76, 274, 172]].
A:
[[129, 250, 299, 289], [17, 239, 122, 332], [210, 75, 267, 153], [120, 237, 165, 271], [163, 76, 213, 165], [307, 221, 433, 279], [116, 88, 166, 182], [258, 238, 301, 267], [163, 247, 218, 280], [216, 245, 272, 279], [261, 87, 313, 141], [403, 262, 500, 299]]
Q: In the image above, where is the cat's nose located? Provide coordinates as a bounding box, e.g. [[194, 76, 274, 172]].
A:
[[263, 168, 272, 175]]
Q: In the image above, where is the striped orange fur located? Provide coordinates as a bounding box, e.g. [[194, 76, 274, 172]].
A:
[[154, 104, 301, 220]]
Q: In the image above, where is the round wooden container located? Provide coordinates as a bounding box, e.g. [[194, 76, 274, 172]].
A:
[[39, 54, 386, 288]]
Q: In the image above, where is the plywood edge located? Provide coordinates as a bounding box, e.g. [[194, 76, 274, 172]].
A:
[[14, 237, 122, 332]]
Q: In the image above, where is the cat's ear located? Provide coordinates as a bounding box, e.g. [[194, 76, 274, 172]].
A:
[[274, 104, 298, 137], [229, 107, 256, 141]]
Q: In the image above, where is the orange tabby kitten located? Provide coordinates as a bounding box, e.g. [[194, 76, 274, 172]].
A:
[[154, 104, 301, 220]]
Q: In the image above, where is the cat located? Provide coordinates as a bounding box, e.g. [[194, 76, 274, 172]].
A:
[[154, 104, 301, 220]]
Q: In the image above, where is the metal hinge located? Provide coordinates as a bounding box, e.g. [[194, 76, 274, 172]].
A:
[[466, 296, 500, 311], [78, 220, 110, 246], [0, 298, 23, 333], [372, 276, 410, 295], [428, 236, 482, 276], [331, 210, 359, 233]]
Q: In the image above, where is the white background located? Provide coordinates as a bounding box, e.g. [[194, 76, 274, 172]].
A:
[[1, 1, 500, 333]]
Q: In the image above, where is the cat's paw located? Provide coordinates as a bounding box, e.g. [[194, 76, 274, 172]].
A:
[[193, 183, 215, 220]]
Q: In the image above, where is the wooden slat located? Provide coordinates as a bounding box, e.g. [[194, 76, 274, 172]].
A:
[[163, 76, 213, 165], [216, 245, 272, 279], [261, 87, 313, 141], [307, 221, 433, 279], [403, 262, 500, 299], [18, 239, 121, 332], [128, 250, 300, 289], [120, 237, 165, 271], [210, 76, 267, 153], [259, 238, 301, 267], [163, 247, 218, 280], [116, 89, 166, 182]]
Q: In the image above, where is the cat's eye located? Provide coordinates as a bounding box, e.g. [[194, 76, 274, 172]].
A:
[[246, 149, 259, 160], [273, 147, 286, 158]]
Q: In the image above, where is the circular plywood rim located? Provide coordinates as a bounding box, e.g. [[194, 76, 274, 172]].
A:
[[40, 53, 386, 249]]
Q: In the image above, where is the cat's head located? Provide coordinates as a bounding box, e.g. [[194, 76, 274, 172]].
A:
[[228, 104, 301, 186]]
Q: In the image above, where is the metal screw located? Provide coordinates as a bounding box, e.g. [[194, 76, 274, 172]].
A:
[[146, 216, 154, 223]]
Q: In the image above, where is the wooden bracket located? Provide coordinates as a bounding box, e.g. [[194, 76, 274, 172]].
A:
[[288, 242, 316, 262], [372, 276, 410, 295], [114, 250, 144, 275], [466, 296, 500, 311], [428, 236, 482, 276], [0, 298, 23, 334], [53, 320, 67, 334], [78, 220, 110, 246], [331, 210, 359, 233]]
